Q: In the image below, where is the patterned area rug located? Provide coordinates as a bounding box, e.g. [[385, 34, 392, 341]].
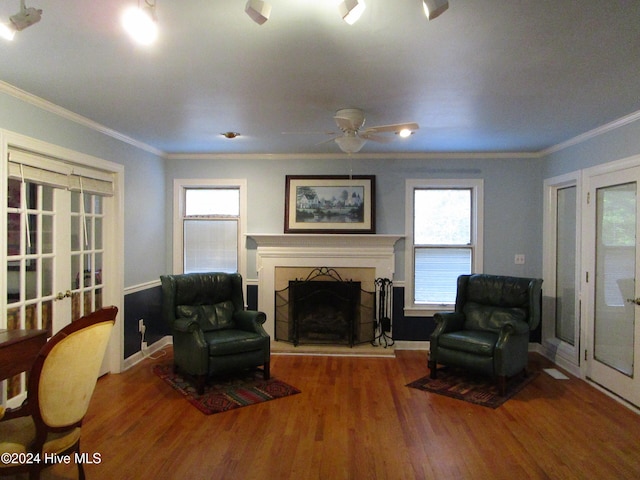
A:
[[153, 365, 301, 415], [407, 367, 539, 409]]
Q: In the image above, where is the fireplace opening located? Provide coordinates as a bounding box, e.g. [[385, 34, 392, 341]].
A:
[[275, 267, 375, 346]]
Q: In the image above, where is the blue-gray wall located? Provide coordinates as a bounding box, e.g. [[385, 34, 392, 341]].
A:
[[164, 156, 545, 281], [4, 87, 640, 356], [0, 90, 167, 287], [543, 120, 640, 177]]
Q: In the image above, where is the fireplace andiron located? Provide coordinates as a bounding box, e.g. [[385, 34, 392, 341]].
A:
[[373, 277, 394, 348]]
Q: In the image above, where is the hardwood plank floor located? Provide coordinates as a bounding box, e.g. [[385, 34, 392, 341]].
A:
[[15, 348, 640, 480]]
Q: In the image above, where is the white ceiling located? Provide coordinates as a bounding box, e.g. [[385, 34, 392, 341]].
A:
[[1, 0, 639, 156]]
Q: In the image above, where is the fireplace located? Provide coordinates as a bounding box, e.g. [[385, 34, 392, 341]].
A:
[[249, 234, 402, 339], [275, 268, 374, 346]]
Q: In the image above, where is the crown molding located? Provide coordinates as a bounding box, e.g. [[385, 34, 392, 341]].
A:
[[0, 81, 164, 157], [164, 151, 541, 161], [540, 109, 640, 156]]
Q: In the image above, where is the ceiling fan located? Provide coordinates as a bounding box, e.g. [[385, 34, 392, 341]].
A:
[[286, 108, 419, 153]]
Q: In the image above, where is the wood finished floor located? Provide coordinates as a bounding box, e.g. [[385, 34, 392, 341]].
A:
[[13, 348, 640, 480]]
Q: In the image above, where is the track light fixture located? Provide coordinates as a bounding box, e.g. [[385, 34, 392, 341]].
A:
[[122, 0, 158, 46], [245, 0, 271, 25], [338, 0, 366, 26], [422, 0, 449, 21], [0, 0, 42, 41]]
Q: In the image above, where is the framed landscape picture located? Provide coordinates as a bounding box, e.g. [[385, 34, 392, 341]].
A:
[[284, 175, 376, 234]]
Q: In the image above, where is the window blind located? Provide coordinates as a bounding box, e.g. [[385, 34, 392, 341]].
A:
[[7, 148, 114, 196]]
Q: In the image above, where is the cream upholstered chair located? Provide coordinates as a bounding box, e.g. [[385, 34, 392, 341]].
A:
[[0, 306, 117, 480]]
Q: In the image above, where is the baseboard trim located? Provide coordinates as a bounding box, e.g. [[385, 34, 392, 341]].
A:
[[123, 336, 172, 370], [394, 340, 429, 351]]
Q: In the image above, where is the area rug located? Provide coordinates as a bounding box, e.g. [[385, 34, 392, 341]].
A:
[[153, 364, 301, 415], [406, 368, 539, 409]]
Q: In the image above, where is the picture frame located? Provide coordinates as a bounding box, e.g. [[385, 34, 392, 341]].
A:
[[284, 175, 376, 234]]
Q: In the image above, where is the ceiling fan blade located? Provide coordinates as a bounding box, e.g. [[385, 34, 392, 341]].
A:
[[363, 122, 420, 134], [315, 136, 339, 146], [282, 131, 337, 135], [333, 115, 359, 132], [360, 133, 393, 143]]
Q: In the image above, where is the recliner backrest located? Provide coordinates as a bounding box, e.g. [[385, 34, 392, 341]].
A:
[[161, 272, 246, 332], [176, 301, 236, 332], [457, 274, 541, 332]]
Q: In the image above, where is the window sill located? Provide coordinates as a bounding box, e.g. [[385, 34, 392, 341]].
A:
[[403, 306, 454, 318]]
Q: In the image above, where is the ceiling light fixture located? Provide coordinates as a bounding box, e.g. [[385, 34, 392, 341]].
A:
[[122, 0, 158, 46], [398, 128, 413, 138], [338, 0, 366, 26], [422, 0, 448, 21], [335, 133, 366, 153], [245, 0, 271, 25], [0, 0, 42, 41], [221, 132, 241, 139]]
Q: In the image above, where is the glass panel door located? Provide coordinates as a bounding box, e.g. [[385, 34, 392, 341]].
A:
[[556, 186, 577, 345], [4, 181, 107, 407], [70, 191, 105, 319], [588, 167, 640, 407]]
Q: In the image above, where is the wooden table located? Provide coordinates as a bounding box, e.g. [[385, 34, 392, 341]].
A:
[[0, 329, 48, 381]]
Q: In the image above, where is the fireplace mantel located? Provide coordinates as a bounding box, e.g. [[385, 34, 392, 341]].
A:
[[247, 234, 403, 338], [248, 234, 402, 250]]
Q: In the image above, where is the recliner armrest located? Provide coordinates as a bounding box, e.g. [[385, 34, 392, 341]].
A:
[[233, 310, 268, 336], [500, 318, 530, 336], [172, 318, 200, 333], [432, 312, 465, 337]]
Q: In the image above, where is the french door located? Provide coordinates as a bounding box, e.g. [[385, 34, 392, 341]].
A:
[[4, 150, 110, 407], [585, 166, 640, 407], [543, 173, 581, 371]]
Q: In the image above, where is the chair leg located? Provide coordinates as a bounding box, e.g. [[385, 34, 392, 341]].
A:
[[263, 361, 270, 380], [195, 374, 206, 395], [78, 456, 86, 480], [428, 360, 437, 379], [498, 375, 507, 396]]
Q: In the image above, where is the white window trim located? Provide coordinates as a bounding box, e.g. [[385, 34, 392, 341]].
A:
[[404, 178, 484, 317], [172, 179, 247, 284], [542, 171, 582, 372]]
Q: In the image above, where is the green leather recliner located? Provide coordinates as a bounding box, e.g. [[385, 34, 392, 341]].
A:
[[429, 274, 542, 395], [160, 272, 270, 394]]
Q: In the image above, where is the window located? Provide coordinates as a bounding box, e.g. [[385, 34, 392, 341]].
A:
[[173, 180, 246, 278], [405, 179, 483, 315]]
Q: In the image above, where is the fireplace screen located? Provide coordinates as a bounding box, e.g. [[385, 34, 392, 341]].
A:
[[275, 268, 375, 346]]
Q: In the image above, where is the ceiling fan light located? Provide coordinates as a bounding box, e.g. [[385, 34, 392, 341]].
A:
[[338, 0, 365, 26], [0, 22, 17, 40], [122, 3, 158, 46], [335, 135, 366, 153], [398, 128, 412, 138], [422, 0, 448, 21], [245, 0, 271, 26]]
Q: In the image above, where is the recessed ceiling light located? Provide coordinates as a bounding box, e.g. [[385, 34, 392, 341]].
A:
[[221, 132, 241, 139]]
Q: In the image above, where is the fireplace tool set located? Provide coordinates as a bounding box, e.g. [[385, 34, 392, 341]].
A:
[[373, 277, 394, 348]]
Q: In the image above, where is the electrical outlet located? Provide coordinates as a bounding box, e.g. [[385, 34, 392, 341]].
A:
[[514, 254, 526, 265], [138, 319, 145, 332]]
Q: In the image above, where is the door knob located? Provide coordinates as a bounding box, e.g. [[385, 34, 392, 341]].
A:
[[54, 290, 72, 301], [626, 297, 640, 305]]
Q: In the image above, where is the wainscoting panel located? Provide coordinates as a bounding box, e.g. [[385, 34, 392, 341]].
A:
[[124, 282, 167, 359]]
